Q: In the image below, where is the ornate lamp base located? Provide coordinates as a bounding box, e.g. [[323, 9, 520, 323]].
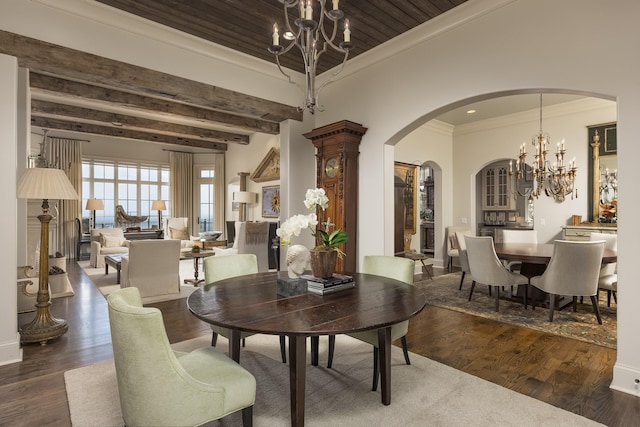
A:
[[19, 302, 68, 345]]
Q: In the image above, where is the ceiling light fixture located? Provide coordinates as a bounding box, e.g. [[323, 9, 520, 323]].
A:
[[268, 0, 352, 114], [509, 93, 577, 202], [466, 109, 476, 114]]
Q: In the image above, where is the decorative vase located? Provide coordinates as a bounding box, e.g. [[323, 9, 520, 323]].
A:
[[309, 249, 337, 278]]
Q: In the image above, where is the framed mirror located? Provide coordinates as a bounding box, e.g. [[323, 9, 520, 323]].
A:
[[588, 122, 617, 223]]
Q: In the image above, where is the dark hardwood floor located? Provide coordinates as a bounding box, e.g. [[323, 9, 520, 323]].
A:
[[1, 262, 637, 426]]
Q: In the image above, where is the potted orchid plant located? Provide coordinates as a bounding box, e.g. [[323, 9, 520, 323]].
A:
[[276, 188, 348, 277]]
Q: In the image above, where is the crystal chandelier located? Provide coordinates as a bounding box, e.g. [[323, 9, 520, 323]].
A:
[[509, 94, 577, 202], [268, 0, 352, 114]]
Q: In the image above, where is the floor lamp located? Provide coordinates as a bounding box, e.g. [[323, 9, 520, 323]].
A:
[[17, 167, 80, 345], [152, 200, 166, 229], [85, 198, 104, 229]]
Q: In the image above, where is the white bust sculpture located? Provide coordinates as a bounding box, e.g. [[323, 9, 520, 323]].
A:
[[286, 245, 311, 279]]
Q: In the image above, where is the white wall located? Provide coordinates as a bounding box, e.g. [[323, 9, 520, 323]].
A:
[[0, 54, 22, 364], [317, 0, 640, 395]]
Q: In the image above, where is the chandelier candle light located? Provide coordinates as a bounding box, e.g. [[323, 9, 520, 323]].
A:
[[509, 94, 578, 202], [269, 0, 353, 114]]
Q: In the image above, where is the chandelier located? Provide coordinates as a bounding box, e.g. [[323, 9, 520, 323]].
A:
[[509, 94, 577, 202], [268, 0, 352, 114]]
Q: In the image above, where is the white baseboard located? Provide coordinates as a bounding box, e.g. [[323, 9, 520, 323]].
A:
[[0, 333, 23, 366], [611, 362, 640, 396]]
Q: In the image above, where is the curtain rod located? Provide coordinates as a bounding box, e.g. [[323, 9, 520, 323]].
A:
[[30, 131, 91, 143]]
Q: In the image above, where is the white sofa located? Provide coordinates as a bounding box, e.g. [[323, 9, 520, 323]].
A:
[[90, 228, 129, 268], [120, 239, 181, 298]]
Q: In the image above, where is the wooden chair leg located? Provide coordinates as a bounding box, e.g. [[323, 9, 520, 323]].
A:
[[372, 347, 379, 391], [448, 256, 452, 272], [494, 285, 500, 312], [242, 338, 246, 347], [310, 336, 319, 366], [548, 294, 556, 322], [572, 296, 578, 312], [241, 405, 253, 427], [468, 281, 476, 301], [458, 271, 466, 290], [211, 332, 218, 347], [401, 335, 411, 365], [327, 335, 335, 368], [612, 290, 617, 304], [279, 335, 287, 363], [523, 283, 528, 309], [591, 296, 603, 325]]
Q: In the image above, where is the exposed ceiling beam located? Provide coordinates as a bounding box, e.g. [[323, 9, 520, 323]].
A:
[[30, 72, 279, 135], [30, 116, 228, 151], [31, 99, 249, 146], [0, 30, 301, 123]]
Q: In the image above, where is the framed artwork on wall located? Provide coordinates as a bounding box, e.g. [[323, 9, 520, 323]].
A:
[[394, 162, 418, 234], [262, 185, 280, 218]]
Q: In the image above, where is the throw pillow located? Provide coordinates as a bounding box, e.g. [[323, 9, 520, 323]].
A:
[[170, 227, 190, 240], [101, 233, 125, 248], [449, 234, 459, 250]]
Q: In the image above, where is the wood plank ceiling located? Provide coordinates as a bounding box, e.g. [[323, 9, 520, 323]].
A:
[[4, 0, 467, 150]]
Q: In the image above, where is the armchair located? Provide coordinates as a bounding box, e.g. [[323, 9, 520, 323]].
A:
[[464, 235, 529, 311], [107, 287, 255, 427], [121, 240, 181, 298], [446, 226, 471, 271], [590, 232, 617, 306], [90, 228, 129, 268], [332, 255, 415, 391], [213, 222, 270, 272], [163, 217, 200, 253], [530, 240, 605, 323], [455, 231, 472, 290]]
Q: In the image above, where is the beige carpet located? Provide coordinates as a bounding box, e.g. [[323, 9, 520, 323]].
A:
[[77, 259, 198, 304], [64, 334, 602, 427], [415, 272, 617, 349]]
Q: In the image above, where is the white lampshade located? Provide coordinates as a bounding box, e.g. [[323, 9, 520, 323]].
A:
[[151, 200, 166, 210], [85, 198, 104, 211], [17, 168, 80, 200], [233, 191, 256, 204]]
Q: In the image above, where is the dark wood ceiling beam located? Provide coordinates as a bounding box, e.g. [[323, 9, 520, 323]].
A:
[[0, 30, 301, 123], [30, 73, 280, 135], [31, 99, 249, 145], [31, 116, 228, 151]]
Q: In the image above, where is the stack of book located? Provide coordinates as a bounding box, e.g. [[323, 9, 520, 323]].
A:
[[301, 273, 355, 295]]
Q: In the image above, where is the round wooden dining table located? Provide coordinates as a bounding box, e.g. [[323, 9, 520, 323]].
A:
[[187, 271, 426, 427]]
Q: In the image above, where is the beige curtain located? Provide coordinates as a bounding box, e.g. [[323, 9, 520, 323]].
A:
[[47, 137, 82, 260], [169, 152, 194, 233], [214, 153, 225, 233]]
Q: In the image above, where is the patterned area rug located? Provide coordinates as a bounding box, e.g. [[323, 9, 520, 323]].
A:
[[415, 273, 616, 349]]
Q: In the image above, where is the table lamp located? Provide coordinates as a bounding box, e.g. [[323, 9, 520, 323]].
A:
[[151, 200, 166, 229], [233, 191, 256, 221], [17, 167, 80, 344], [85, 198, 104, 229]]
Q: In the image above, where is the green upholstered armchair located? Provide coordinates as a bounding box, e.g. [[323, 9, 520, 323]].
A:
[[329, 255, 416, 391], [203, 253, 287, 363], [107, 287, 256, 427]]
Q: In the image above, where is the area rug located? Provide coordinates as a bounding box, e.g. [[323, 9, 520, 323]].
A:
[[64, 334, 602, 427], [77, 259, 198, 304], [415, 273, 617, 349]]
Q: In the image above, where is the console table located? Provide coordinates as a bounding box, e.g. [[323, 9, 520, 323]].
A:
[[562, 225, 617, 241]]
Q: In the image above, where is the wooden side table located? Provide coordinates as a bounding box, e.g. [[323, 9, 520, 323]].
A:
[[403, 252, 433, 280], [184, 250, 215, 285]]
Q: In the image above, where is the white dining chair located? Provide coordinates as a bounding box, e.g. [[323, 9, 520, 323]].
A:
[[446, 226, 471, 272], [530, 240, 606, 324], [464, 235, 530, 311], [500, 229, 538, 274], [590, 232, 617, 306], [455, 231, 472, 290]]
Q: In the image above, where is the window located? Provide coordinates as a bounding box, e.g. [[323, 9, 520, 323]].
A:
[[83, 159, 169, 229], [196, 167, 215, 232]]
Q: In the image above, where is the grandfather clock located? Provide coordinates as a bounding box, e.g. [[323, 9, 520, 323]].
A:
[[304, 120, 367, 273]]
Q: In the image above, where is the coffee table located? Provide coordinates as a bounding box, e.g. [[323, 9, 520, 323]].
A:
[[187, 271, 426, 427], [104, 254, 126, 284]]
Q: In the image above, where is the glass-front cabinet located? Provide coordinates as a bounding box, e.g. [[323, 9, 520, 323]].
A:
[[482, 162, 516, 210]]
